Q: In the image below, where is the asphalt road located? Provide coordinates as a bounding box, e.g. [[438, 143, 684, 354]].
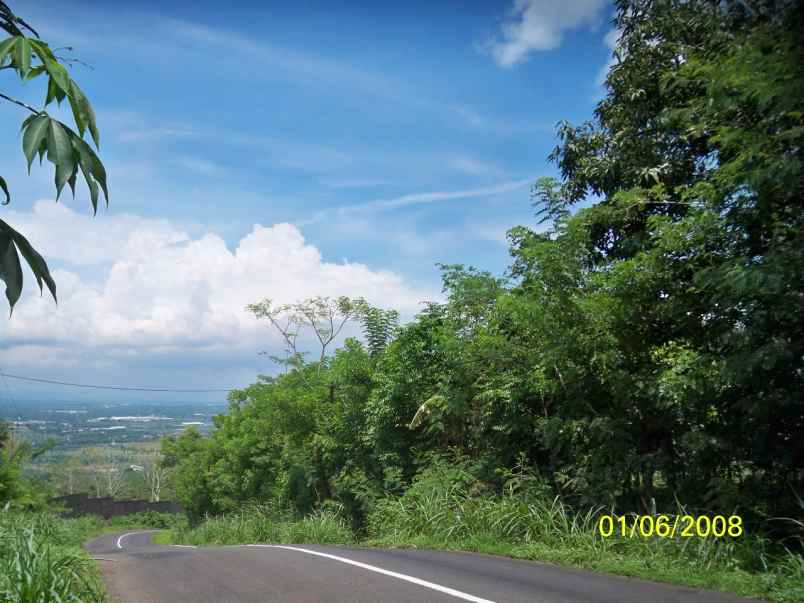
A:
[[86, 531, 759, 603]]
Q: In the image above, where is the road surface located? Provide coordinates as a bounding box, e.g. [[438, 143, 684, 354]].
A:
[[86, 531, 759, 603]]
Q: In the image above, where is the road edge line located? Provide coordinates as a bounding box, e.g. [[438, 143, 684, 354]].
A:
[[247, 544, 496, 603], [115, 530, 160, 550]]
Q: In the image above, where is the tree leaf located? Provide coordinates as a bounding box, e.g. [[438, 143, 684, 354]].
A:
[[0, 36, 16, 62], [0, 230, 23, 313], [0, 176, 9, 204], [46, 119, 75, 199], [45, 75, 66, 105], [27, 39, 55, 63], [0, 219, 56, 309], [77, 160, 99, 214], [67, 81, 87, 137], [23, 64, 46, 81], [22, 114, 49, 173], [13, 35, 29, 76], [73, 136, 108, 203], [39, 57, 71, 103], [66, 80, 99, 147]]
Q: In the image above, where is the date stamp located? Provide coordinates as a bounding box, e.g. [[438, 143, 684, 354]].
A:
[[597, 515, 743, 538]]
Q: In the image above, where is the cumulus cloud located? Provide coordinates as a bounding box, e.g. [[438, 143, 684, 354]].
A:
[[487, 0, 608, 67], [2, 201, 431, 364]]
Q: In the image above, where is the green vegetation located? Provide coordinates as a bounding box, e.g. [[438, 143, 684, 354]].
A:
[[0, 509, 176, 603], [1, 0, 802, 601], [159, 507, 351, 547], [159, 1, 804, 601], [165, 457, 804, 602]]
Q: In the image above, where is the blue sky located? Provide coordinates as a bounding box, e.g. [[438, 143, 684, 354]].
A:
[[0, 0, 615, 403]]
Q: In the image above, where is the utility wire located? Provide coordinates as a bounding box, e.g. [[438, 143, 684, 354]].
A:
[[0, 371, 233, 393]]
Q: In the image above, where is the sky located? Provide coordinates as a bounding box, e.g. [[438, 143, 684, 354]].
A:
[[0, 0, 616, 404]]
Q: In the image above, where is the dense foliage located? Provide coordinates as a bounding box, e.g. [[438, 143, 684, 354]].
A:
[[164, 0, 803, 546]]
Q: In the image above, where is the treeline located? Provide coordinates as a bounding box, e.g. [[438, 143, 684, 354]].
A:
[[163, 0, 802, 542]]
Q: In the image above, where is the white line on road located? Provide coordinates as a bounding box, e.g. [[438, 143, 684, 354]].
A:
[[171, 544, 198, 548], [116, 530, 159, 550], [248, 544, 496, 603]]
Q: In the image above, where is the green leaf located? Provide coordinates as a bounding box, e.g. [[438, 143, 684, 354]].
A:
[[28, 39, 56, 62], [0, 37, 16, 62], [45, 75, 66, 105], [19, 112, 38, 133], [77, 160, 99, 214], [23, 64, 46, 81], [73, 136, 108, 203], [0, 219, 57, 311], [13, 36, 30, 76], [0, 232, 23, 312], [66, 164, 78, 198], [46, 120, 75, 199], [67, 81, 99, 147], [44, 59, 71, 97], [67, 82, 87, 137], [0, 176, 8, 204], [22, 114, 49, 173]]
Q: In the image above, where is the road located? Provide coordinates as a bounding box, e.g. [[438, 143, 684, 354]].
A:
[[86, 531, 759, 603]]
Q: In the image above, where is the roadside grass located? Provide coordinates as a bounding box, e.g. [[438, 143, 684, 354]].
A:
[[0, 508, 179, 603], [360, 473, 804, 603], [163, 466, 804, 603], [166, 506, 352, 546], [164, 505, 804, 603]]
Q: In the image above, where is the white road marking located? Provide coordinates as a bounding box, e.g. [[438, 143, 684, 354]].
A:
[[116, 532, 135, 549], [248, 544, 496, 603], [115, 530, 159, 550], [171, 544, 197, 548]]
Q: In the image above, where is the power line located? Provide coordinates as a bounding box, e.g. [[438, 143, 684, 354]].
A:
[[0, 371, 233, 393]]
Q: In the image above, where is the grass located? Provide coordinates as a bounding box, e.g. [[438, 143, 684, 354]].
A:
[[161, 464, 804, 603], [165, 506, 352, 547], [0, 508, 180, 603], [359, 466, 804, 603]]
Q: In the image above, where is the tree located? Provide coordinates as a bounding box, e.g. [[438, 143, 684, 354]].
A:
[[0, 419, 54, 507], [515, 0, 804, 516], [141, 454, 169, 502], [247, 296, 391, 369], [1, 1, 108, 313]]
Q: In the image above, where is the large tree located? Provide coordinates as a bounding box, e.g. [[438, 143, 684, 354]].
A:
[[507, 0, 803, 516], [0, 0, 108, 313]]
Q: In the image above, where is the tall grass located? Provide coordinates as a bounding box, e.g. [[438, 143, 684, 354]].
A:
[[0, 510, 106, 603], [364, 460, 804, 603], [0, 507, 181, 603], [171, 505, 352, 546], [165, 461, 804, 602]]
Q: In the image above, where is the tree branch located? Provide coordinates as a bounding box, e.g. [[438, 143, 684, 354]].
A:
[[0, 91, 38, 113]]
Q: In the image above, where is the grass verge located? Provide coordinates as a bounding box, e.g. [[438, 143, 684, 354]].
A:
[[0, 509, 180, 603], [161, 467, 804, 603], [162, 507, 804, 603]]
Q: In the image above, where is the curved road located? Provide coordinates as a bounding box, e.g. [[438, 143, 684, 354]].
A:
[[86, 532, 758, 603]]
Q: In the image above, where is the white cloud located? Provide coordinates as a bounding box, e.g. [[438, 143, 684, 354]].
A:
[[327, 179, 393, 190], [447, 156, 509, 178], [174, 156, 227, 177], [487, 0, 608, 67], [305, 177, 535, 224], [596, 28, 621, 87], [2, 202, 431, 363]]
